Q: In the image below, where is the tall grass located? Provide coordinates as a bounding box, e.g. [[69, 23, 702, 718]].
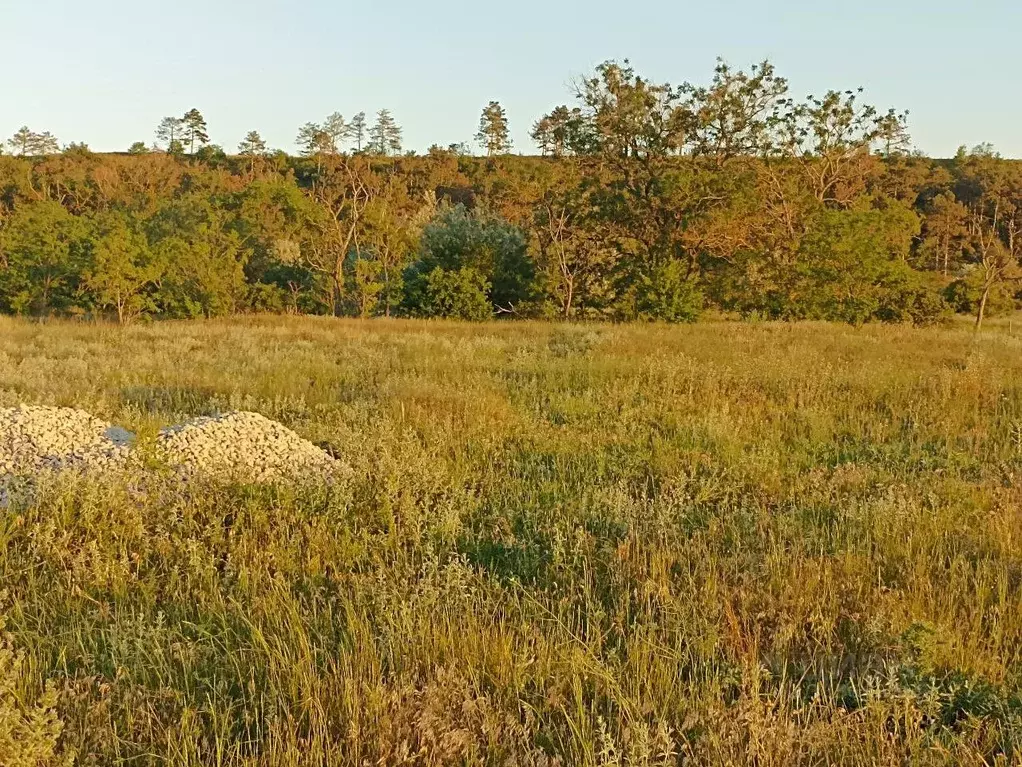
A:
[[3, 316, 1022, 764]]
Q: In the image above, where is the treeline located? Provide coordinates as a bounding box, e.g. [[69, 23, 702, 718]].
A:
[[1, 59, 1021, 327]]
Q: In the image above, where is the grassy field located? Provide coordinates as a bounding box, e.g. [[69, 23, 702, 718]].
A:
[[3, 316, 1022, 765]]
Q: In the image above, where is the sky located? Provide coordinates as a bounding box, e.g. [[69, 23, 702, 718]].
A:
[[2, 0, 1020, 157]]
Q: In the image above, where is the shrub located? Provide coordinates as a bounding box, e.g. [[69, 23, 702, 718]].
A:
[[634, 261, 703, 323], [403, 206, 534, 317], [417, 267, 492, 321]]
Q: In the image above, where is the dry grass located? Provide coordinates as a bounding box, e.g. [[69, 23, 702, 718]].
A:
[[3, 315, 1022, 765]]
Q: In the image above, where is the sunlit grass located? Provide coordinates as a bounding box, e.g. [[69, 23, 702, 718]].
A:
[[3, 315, 1022, 764]]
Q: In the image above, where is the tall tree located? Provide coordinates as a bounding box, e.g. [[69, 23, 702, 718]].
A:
[[83, 212, 163, 324], [155, 117, 184, 153], [297, 123, 333, 157], [7, 127, 34, 156], [323, 113, 350, 152], [531, 106, 581, 157], [476, 101, 512, 156], [920, 192, 968, 276], [684, 58, 789, 164], [181, 109, 210, 155], [300, 156, 378, 314], [970, 211, 1020, 332], [0, 201, 84, 314], [369, 110, 402, 156], [31, 132, 60, 156], [6, 128, 59, 157], [238, 131, 268, 174], [349, 112, 368, 152], [775, 89, 905, 206]]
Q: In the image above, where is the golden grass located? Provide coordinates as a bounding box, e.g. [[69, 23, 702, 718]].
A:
[[3, 315, 1022, 765]]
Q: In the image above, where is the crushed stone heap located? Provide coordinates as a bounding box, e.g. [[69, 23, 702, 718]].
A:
[[156, 411, 336, 482], [0, 406, 133, 474]]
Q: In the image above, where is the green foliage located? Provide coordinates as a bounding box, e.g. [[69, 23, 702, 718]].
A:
[[0, 633, 71, 767], [476, 101, 512, 156], [414, 266, 492, 320], [634, 260, 703, 322], [790, 207, 924, 324], [404, 205, 534, 317], [82, 212, 162, 323], [1, 56, 1020, 325], [0, 201, 84, 315], [945, 274, 1019, 317], [148, 196, 247, 318], [349, 257, 384, 318]]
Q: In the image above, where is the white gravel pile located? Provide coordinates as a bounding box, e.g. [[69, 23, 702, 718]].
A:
[[156, 411, 336, 482], [0, 407, 336, 507], [0, 406, 133, 474]]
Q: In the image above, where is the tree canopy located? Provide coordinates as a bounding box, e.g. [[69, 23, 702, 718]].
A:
[[1, 57, 1020, 326]]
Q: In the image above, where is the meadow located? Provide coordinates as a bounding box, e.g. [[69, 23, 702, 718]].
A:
[[2, 315, 1022, 765]]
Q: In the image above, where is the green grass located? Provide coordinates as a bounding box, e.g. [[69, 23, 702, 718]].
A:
[[3, 315, 1022, 765]]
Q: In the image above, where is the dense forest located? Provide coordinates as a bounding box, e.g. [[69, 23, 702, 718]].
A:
[[2, 59, 1021, 327]]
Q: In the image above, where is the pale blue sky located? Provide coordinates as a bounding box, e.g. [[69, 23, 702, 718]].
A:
[[2, 0, 1018, 156]]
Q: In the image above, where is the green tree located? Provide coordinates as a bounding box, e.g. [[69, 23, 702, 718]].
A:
[[0, 201, 85, 314], [148, 195, 247, 317], [127, 141, 149, 155], [350, 258, 384, 318], [920, 192, 968, 276], [155, 117, 184, 153], [82, 212, 163, 323], [297, 122, 333, 158], [324, 113, 350, 151], [6, 127, 58, 156], [369, 110, 402, 156], [531, 106, 582, 157], [684, 58, 789, 164], [404, 206, 534, 316], [533, 173, 614, 318], [6, 127, 34, 156], [238, 131, 268, 174], [181, 108, 210, 155], [476, 101, 512, 156], [349, 112, 367, 152], [418, 267, 492, 320]]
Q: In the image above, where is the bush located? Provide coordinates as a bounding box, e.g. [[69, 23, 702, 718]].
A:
[[417, 267, 492, 321], [634, 261, 703, 323], [403, 206, 534, 316], [944, 276, 1018, 318]]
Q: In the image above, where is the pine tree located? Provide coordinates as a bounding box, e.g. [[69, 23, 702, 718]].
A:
[[155, 116, 184, 152], [296, 123, 333, 157], [369, 110, 402, 156], [349, 112, 367, 152], [181, 108, 209, 155], [238, 131, 268, 174], [238, 130, 267, 156], [531, 105, 579, 157], [7, 127, 34, 156], [476, 101, 512, 156], [35, 133, 59, 155], [323, 113, 349, 153], [6, 128, 59, 156]]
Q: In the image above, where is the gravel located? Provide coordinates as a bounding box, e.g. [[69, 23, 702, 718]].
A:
[[0, 406, 133, 474], [156, 411, 336, 482], [1, 407, 338, 506]]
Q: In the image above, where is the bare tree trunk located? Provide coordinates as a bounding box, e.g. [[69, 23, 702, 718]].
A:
[[976, 282, 992, 333]]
